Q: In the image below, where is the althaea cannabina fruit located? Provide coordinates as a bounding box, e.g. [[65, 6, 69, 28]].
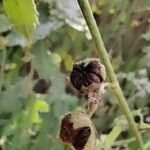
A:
[[70, 58, 106, 95]]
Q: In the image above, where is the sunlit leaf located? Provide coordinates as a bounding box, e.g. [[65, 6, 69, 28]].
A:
[[35, 99, 49, 112], [0, 36, 6, 49], [63, 54, 74, 71], [50, 53, 62, 66], [4, 0, 39, 38], [25, 98, 47, 124]]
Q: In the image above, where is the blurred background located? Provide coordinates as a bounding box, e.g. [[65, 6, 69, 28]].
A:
[[0, 0, 149, 149]]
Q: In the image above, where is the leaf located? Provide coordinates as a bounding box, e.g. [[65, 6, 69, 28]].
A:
[[0, 36, 7, 49], [63, 54, 74, 71], [53, 95, 77, 118], [104, 124, 123, 150], [0, 14, 12, 33], [32, 40, 63, 80], [31, 114, 64, 150], [142, 30, 150, 41], [6, 30, 27, 47], [32, 21, 63, 43], [142, 45, 150, 54], [57, 0, 80, 18], [56, 0, 86, 31], [32, 40, 57, 79], [29, 107, 42, 124], [24, 98, 50, 124], [0, 78, 30, 113], [35, 99, 49, 112], [4, 0, 39, 38], [50, 53, 62, 66]]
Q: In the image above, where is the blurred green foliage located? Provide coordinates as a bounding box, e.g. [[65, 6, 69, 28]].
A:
[[0, 0, 149, 149]]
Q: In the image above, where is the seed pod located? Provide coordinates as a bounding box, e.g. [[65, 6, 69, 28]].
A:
[[33, 79, 50, 94], [70, 58, 106, 95], [58, 110, 96, 150]]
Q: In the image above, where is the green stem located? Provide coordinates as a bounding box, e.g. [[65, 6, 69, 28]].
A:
[[0, 48, 6, 90], [77, 0, 144, 149]]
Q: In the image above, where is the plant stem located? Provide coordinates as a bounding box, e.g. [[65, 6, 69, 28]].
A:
[[0, 48, 6, 90], [76, 0, 144, 149]]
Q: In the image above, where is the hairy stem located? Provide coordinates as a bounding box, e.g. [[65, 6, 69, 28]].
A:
[[77, 0, 144, 149]]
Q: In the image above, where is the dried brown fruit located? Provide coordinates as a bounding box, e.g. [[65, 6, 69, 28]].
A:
[[70, 58, 106, 95], [34, 79, 50, 94], [58, 110, 96, 150]]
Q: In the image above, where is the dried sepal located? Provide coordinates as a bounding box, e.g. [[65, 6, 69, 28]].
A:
[[58, 110, 96, 150]]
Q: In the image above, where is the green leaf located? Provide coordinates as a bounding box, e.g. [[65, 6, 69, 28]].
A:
[[6, 30, 27, 47], [29, 103, 42, 124], [32, 40, 62, 80], [63, 54, 74, 71], [21, 97, 50, 125], [56, 0, 86, 32], [0, 14, 12, 33], [142, 30, 150, 41], [0, 78, 30, 113], [4, 0, 39, 38], [142, 45, 150, 54], [45, 0, 86, 32], [53, 96, 77, 118], [32, 40, 56, 79], [35, 99, 49, 112], [32, 21, 63, 43], [31, 114, 64, 150]]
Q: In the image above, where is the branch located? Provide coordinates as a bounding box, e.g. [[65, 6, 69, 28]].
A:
[[76, 0, 144, 149]]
